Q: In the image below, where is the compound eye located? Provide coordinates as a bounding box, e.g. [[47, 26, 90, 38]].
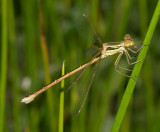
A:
[[130, 41, 134, 46], [124, 39, 134, 47]]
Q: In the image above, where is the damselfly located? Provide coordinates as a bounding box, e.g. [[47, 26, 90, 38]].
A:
[[21, 14, 145, 117]]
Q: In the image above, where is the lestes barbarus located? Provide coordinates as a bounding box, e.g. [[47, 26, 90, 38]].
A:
[[21, 14, 145, 117]]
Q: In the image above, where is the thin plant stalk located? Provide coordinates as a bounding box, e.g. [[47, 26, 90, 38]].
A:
[[58, 61, 65, 132], [39, 4, 55, 131], [139, 0, 154, 131], [8, 0, 21, 131], [142, 59, 154, 131], [139, 0, 148, 37], [111, 0, 160, 131], [116, 0, 133, 39], [0, 0, 8, 131]]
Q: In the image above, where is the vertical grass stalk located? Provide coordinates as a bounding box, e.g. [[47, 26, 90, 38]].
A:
[[116, 0, 133, 39], [58, 61, 65, 132], [139, 0, 148, 37], [111, 0, 160, 131], [39, 4, 55, 131], [0, 0, 8, 131], [8, 0, 21, 131]]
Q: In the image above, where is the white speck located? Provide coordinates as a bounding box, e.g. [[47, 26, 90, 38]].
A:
[[21, 77, 31, 90]]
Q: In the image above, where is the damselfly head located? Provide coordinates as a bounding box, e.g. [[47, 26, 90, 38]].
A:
[[124, 34, 131, 40], [124, 34, 134, 47]]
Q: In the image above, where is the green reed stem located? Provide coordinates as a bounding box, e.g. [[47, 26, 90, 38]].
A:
[[0, 0, 8, 131], [139, 0, 148, 37], [117, 0, 133, 39], [58, 61, 65, 132], [39, 4, 55, 131], [8, 0, 21, 131], [111, 0, 160, 131]]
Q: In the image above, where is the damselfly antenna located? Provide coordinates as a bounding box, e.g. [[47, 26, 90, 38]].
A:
[[82, 14, 102, 45]]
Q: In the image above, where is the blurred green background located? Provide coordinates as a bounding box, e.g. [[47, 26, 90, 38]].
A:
[[1, 0, 160, 132]]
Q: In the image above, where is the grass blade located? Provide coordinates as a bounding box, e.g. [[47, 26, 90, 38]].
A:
[[58, 61, 65, 132], [0, 0, 8, 131], [8, 0, 21, 131], [111, 0, 160, 131], [39, 5, 56, 131]]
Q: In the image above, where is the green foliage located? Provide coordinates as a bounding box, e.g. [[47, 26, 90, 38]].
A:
[[1, 0, 160, 132]]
